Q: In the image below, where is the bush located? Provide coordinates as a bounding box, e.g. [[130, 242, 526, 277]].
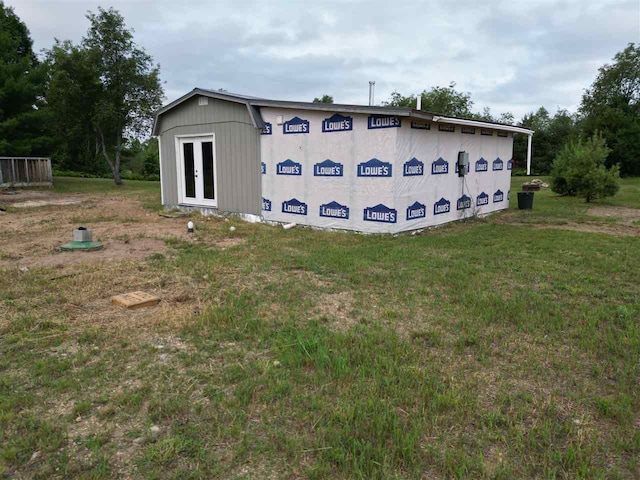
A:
[[52, 169, 105, 179], [53, 169, 160, 181], [550, 132, 620, 202]]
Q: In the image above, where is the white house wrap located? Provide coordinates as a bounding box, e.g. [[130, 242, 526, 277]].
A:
[[153, 89, 532, 234]]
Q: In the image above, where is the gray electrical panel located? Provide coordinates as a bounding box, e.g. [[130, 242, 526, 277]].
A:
[[457, 151, 469, 177]]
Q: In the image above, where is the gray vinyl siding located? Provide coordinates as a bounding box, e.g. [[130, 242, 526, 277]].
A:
[[157, 96, 261, 214]]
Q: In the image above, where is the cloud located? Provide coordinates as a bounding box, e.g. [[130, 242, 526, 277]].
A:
[[10, 0, 640, 120]]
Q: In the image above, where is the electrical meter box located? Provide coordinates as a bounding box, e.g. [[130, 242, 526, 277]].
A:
[[457, 151, 469, 177]]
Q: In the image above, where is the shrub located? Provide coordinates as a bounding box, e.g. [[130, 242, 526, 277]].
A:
[[550, 132, 620, 202], [52, 169, 159, 181]]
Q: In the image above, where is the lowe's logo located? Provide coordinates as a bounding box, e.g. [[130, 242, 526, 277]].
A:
[[367, 115, 401, 129], [262, 197, 271, 211], [357, 158, 392, 177], [283, 116, 309, 134], [282, 198, 307, 215], [276, 159, 302, 176], [477, 192, 489, 206], [493, 158, 504, 171], [403, 157, 424, 176], [314, 159, 343, 177], [432, 157, 449, 175], [494, 190, 504, 202], [406, 201, 426, 220], [363, 204, 397, 223], [261, 162, 266, 175], [319, 201, 349, 219], [434, 198, 451, 215], [475, 158, 488, 172], [457, 195, 472, 210], [322, 113, 353, 132], [507, 159, 512, 170], [261, 122, 272, 135]]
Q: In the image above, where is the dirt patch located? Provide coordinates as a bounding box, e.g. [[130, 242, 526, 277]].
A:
[[536, 222, 640, 237], [498, 215, 640, 237], [215, 237, 247, 249], [11, 198, 84, 208], [315, 291, 356, 332], [74, 295, 197, 333], [289, 269, 330, 287], [1, 238, 168, 268], [496, 205, 640, 237], [1, 189, 59, 201], [0, 189, 214, 338], [587, 206, 640, 225], [0, 191, 195, 268]]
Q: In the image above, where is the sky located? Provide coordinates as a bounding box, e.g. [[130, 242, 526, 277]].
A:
[[9, 0, 640, 121]]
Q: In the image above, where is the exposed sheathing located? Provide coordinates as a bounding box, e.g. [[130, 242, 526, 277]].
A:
[[260, 107, 514, 233]]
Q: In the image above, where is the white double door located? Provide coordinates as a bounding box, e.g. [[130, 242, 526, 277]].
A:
[[177, 134, 217, 207]]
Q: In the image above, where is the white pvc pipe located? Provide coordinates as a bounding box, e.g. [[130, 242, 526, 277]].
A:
[[283, 223, 297, 230], [526, 134, 533, 176]]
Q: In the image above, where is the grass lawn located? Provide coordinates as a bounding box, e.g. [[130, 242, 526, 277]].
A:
[[1, 176, 639, 479]]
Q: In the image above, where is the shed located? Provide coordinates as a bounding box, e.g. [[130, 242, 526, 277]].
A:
[[153, 89, 534, 234]]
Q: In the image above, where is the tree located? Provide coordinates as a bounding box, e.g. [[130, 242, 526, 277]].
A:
[[384, 82, 475, 117], [142, 138, 160, 179], [313, 94, 333, 103], [119, 137, 159, 179], [496, 112, 515, 125], [512, 107, 579, 174], [84, 7, 163, 184], [46, 7, 163, 184], [383, 83, 514, 124], [580, 43, 640, 176], [45, 41, 106, 174], [550, 132, 620, 202], [0, 2, 51, 156]]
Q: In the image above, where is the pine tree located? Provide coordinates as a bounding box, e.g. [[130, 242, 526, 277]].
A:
[[0, 2, 51, 156]]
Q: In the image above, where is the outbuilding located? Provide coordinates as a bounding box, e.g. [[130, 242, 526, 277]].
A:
[[152, 89, 534, 234]]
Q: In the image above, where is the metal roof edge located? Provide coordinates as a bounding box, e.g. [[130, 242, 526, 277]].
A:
[[152, 88, 534, 136], [248, 99, 414, 117], [427, 113, 534, 135], [152, 88, 260, 135]]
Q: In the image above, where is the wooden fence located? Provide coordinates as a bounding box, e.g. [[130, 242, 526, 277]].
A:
[[0, 157, 52, 187]]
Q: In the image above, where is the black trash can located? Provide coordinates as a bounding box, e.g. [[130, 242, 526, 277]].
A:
[[517, 191, 534, 210]]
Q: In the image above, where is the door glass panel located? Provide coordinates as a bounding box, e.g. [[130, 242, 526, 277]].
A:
[[202, 141, 215, 199], [183, 142, 195, 198]]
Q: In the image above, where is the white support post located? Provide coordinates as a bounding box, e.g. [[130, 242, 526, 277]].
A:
[[157, 136, 164, 205], [526, 134, 533, 176]]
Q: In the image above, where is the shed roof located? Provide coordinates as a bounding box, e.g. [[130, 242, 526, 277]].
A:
[[152, 88, 534, 136]]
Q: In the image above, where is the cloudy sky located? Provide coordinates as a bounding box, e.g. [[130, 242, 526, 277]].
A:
[[10, 0, 640, 120]]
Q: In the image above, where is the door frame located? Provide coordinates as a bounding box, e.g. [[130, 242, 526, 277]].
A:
[[174, 133, 218, 207]]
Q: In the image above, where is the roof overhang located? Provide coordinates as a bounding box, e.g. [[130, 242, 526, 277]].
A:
[[152, 88, 534, 136], [152, 88, 261, 135], [426, 114, 534, 135]]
